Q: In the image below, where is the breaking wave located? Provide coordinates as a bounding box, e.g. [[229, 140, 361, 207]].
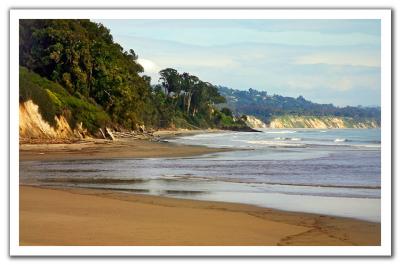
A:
[[246, 140, 306, 147], [264, 130, 297, 134]]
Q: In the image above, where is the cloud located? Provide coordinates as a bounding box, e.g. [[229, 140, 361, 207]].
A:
[[136, 58, 161, 74], [293, 52, 380, 67]]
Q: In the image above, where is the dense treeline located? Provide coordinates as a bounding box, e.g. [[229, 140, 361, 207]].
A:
[[218, 87, 381, 125], [20, 19, 155, 129], [19, 19, 244, 133], [152, 68, 238, 128]]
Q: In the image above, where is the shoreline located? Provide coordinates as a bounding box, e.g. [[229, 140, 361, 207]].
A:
[[19, 185, 380, 246], [19, 130, 232, 161], [22, 183, 381, 223]]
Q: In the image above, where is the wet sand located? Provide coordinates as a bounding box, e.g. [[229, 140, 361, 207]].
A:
[[19, 138, 228, 161], [19, 186, 380, 246]]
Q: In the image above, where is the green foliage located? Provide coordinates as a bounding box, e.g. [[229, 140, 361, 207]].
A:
[[61, 96, 110, 132], [20, 19, 153, 129], [212, 110, 247, 129], [221, 107, 233, 117], [20, 66, 63, 127], [159, 68, 181, 96], [19, 19, 241, 132], [45, 89, 62, 107], [20, 66, 110, 133], [156, 68, 232, 129]]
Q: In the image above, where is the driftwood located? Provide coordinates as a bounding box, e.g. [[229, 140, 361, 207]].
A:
[[99, 128, 107, 139], [111, 130, 161, 142], [105, 127, 115, 141]]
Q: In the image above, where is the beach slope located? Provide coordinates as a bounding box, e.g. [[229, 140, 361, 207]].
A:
[[19, 186, 380, 246]]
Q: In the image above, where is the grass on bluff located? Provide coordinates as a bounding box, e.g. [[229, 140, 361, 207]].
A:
[[19, 66, 110, 133]]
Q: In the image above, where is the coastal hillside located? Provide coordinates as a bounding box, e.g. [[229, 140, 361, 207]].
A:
[[19, 19, 249, 139], [218, 86, 381, 128], [269, 115, 379, 129], [19, 66, 109, 139]]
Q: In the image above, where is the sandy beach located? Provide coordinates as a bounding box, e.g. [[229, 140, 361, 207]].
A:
[[20, 185, 380, 246], [19, 133, 380, 246]]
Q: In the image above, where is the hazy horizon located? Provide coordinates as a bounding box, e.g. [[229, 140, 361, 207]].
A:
[[94, 19, 381, 107]]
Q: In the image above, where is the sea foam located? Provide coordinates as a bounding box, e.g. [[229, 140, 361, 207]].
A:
[[264, 130, 297, 134], [247, 140, 305, 147]]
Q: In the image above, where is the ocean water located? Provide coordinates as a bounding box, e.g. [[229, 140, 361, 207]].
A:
[[20, 128, 381, 222]]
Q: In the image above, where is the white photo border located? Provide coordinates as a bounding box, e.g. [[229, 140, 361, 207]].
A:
[[9, 8, 392, 256]]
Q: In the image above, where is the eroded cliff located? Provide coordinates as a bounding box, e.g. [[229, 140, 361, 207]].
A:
[[269, 115, 379, 129], [19, 100, 88, 140]]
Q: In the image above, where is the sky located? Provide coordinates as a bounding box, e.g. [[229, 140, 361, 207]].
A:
[[94, 19, 381, 107]]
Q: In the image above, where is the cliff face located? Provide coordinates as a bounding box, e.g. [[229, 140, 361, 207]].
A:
[[269, 115, 379, 129], [19, 100, 87, 140], [243, 115, 268, 128]]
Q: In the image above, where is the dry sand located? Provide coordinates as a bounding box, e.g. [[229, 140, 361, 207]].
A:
[[20, 186, 380, 246]]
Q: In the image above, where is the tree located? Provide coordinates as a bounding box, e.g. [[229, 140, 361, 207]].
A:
[[19, 19, 156, 129], [19, 19, 242, 131], [181, 72, 200, 114], [159, 68, 181, 96]]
